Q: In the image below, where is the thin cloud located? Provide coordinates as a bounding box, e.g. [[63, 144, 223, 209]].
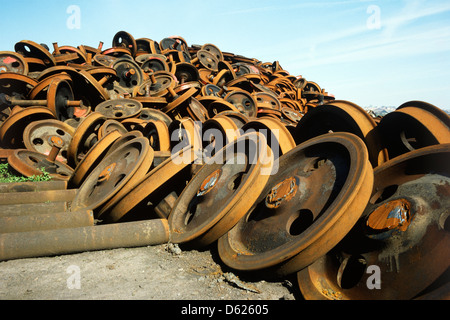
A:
[[382, 1, 450, 37], [292, 25, 450, 68], [216, 0, 376, 16]]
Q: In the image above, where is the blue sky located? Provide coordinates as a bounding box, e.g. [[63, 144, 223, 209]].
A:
[[1, 0, 449, 110]]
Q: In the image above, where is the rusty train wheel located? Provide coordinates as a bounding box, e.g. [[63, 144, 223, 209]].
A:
[[169, 132, 274, 247], [217, 132, 373, 276], [102, 146, 199, 223], [98, 119, 128, 139], [46, 77, 77, 121], [0, 106, 55, 149], [8, 144, 74, 181], [23, 119, 75, 163], [241, 117, 296, 158], [378, 100, 450, 159], [168, 118, 202, 152], [195, 50, 219, 72], [103, 131, 144, 158], [206, 100, 240, 118], [14, 40, 56, 68], [28, 73, 72, 100], [0, 51, 29, 75], [96, 139, 154, 217], [293, 100, 389, 168], [112, 31, 137, 57], [142, 120, 171, 151], [112, 58, 144, 93], [224, 90, 257, 118], [71, 137, 152, 212], [66, 112, 107, 167], [214, 111, 249, 128], [95, 98, 143, 120], [200, 43, 223, 62], [253, 91, 282, 110], [202, 115, 240, 160], [0, 72, 37, 96], [69, 130, 122, 188], [297, 143, 450, 300], [138, 107, 172, 127]]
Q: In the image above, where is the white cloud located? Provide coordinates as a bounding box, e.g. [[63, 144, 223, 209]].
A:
[[382, 0, 450, 38]]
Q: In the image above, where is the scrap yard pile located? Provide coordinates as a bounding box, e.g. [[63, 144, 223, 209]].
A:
[[0, 31, 449, 300]]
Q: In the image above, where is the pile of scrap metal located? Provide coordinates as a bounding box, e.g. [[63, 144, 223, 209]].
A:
[[0, 31, 448, 300]]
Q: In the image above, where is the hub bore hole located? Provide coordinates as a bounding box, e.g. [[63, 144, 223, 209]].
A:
[[184, 197, 199, 225], [32, 138, 44, 146], [288, 209, 314, 236], [337, 255, 367, 289], [227, 172, 243, 191], [114, 173, 126, 187]]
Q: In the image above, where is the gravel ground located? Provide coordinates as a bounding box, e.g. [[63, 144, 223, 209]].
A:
[[0, 242, 301, 300]]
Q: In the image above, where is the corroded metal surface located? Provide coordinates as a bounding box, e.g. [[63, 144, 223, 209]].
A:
[[217, 132, 374, 276], [0, 31, 448, 300], [296, 143, 450, 300]]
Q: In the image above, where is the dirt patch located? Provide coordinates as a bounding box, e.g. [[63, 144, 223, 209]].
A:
[[0, 242, 300, 300]]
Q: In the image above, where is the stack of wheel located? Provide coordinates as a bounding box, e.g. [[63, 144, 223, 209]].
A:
[[0, 31, 449, 300]]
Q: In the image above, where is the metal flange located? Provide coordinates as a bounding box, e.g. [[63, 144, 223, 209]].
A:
[[169, 132, 274, 247], [71, 136, 153, 212], [297, 143, 450, 300], [217, 132, 374, 277]]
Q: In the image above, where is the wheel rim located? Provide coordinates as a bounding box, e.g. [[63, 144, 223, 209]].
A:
[[297, 143, 450, 300], [169, 132, 274, 246], [217, 132, 373, 275]]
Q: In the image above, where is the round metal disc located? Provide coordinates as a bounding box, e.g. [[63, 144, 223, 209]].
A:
[[293, 100, 389, 168], [0, 72, 37, 96], [169, 132, 274, 247], [217, 132, 374, 276], [14, 40, 56, 68], [133, 71, 174, 97], [253, 92, 282, 110], [98, 119, 128, 139], [142, 120, 171, 151], [23, 119, 75, 163], [0, 106, 55, 149], [71, 136, 152, 212], [8, 148, 74, 181], [69, 130, 122, 188], [200, 43, 223, 62], [378, 100, 450, 159], [224, 90, 257, 118], [102, 146, 199, 223], [241, 117, 296, 158], [0, 51, 28, 75], [66, 112, 107, 167], [138, 107, 172, 127], [207, 100, 240, 118], [297, 143, 450, 300], [46, 77, 75, 121], [112, 58, 144, 92], [196, 50, 219, 72], [175, 62, 199, 84], [112, 31, 137, 57], [95, 98, 143, 120]]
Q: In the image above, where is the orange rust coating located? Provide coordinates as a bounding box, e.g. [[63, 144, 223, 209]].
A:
[[366, 199, 412, 232]]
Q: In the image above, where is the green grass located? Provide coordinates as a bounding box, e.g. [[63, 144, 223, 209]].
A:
[[0, 163, 52, 183]]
